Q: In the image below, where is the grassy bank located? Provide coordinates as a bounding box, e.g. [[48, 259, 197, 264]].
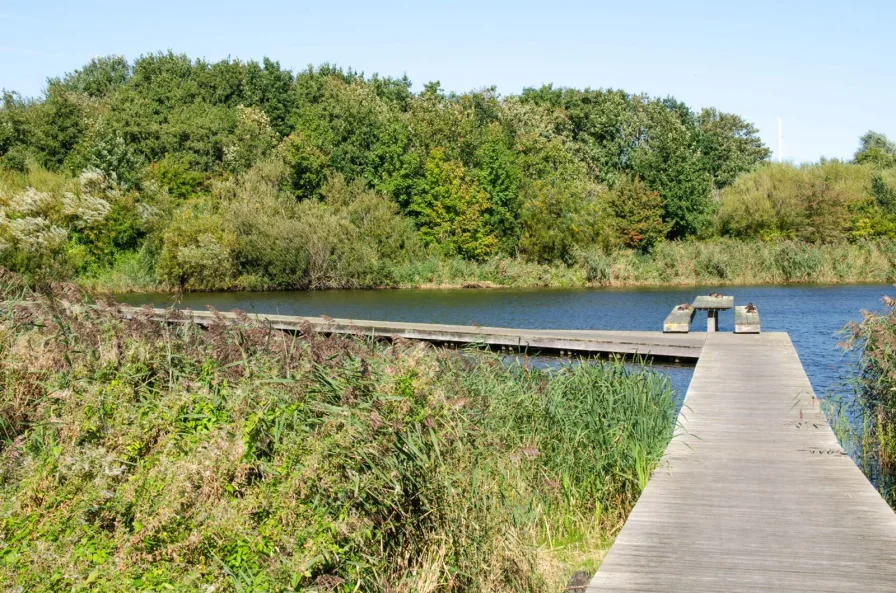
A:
[[78, 239, 896, 294], [0, 273, 675, 592]]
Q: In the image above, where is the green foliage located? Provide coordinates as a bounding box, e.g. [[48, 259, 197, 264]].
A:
[[9, 51, 896, 290], [719, 161, 874, 242], [323, 172, 422, 263], [855, 130, 896, 168], [519, 179, 607, 264], [150, 154, 206, 199], [54, 55, 131, 98], [223, 105, 278, 174], [475, 126, 523, 250], [607, 175, 668, 251], [276, 131, 329, 198], [0, 146, 30, 173], [0, 167, 154, 278], [873, 169, 896, 214], [159, 101, 236, 172], [156, 200, 234, 290], [519, 86, 763, 239], [155, 161, 423, 290], [411, 148, 498, 261], [0, 278, 675, 591], [81, 134, 145, 189], [633, 103, 715, 238], [696, 108, 771, 188], [31, 86, 86, 169]]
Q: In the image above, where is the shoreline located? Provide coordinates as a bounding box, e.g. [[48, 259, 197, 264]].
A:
[[84, 275, 896, 295]]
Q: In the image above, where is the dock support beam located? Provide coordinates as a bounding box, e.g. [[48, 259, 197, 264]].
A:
[[707, 310, 718, 332]]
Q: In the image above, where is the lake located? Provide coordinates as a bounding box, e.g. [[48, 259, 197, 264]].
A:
[[116, 283, 894, 407]]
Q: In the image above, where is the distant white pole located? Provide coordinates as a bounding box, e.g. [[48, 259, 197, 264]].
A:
[[777, 117, 783, 163]]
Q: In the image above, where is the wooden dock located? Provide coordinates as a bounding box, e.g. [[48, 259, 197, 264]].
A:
[[129, 307, 705, 361], [587, 332, 896, 592]]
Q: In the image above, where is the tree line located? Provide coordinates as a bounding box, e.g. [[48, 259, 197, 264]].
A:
[[0, 52, 894, 289]]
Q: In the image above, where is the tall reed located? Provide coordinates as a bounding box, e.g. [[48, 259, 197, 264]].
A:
[[842, 294, 896, 505]]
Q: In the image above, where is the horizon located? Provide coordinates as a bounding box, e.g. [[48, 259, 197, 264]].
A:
[[2, 0, 894, 163]]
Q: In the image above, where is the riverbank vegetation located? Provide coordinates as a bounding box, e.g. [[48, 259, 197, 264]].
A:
[[0, 273, 675, 591], [3, 53, 896, 291], [843, 295, 896, 505]]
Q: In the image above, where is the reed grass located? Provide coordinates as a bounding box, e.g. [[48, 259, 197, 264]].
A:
[[75, 239, 896, 293], [0, 272, 675, 592], [841, 294, 896, 505]]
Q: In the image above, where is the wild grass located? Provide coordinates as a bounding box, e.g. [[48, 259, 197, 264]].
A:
[[841, 294, 896, 505], [575, 239, 896, 287], [0, 271, 675, 592], [83, 239, 896, 294], [390, 239, 896, 290]]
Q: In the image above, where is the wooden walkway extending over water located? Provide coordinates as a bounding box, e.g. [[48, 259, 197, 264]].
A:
[[133, 307, 705, 361], [588, 332, 896, 592]]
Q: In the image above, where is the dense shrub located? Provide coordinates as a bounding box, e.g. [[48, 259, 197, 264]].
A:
[[155, 161, 425, 290], [718, 161, 876, 242], [0, 167, 156, 278], [606, 175, 667, 251], [518, 179, 608, 264]]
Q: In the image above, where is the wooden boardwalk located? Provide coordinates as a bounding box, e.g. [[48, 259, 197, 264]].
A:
[[131, 307, 705, 361], [588, 332, 896, 592]]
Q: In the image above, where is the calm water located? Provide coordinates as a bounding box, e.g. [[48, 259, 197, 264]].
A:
[[116, 283, 894, 404]]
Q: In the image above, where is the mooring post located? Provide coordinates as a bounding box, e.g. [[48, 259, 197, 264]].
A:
[[707, 310, 718, 332]]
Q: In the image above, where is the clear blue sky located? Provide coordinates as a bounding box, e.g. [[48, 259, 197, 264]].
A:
[[2, 0, 893, 163]]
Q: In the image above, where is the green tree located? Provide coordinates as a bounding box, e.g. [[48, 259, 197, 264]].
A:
[[55, 55, 130, 98], [856, 130, 896, 168], [872, 169, 896, 214], [607, 175, 668, 251], [243, 58, 296, 137], [518, 178, 607, 263], [520, 86, 645, 186], [633, 104, 714, 238], [696, 108, 770, 188], [411, 148, 498, 260], [224, 106, 278, 173], [475, 125, 523, 251], [276, 132, 330, 198], [31, 85, 86, 169]]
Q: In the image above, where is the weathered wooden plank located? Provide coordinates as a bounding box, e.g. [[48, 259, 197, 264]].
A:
[[691, 295, 734, 310], [663, 304, 695, 333], [734, 305, 760, 334], [587, 333, 896, 592], [123, 307, 706, 361]]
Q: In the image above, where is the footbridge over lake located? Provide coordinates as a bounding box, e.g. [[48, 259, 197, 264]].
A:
[[128, 298, 896, 590], [130, 307, 707, 361]]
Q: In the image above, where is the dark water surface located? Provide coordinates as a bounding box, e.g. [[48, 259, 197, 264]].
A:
[[116, 283, 894, 405]]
